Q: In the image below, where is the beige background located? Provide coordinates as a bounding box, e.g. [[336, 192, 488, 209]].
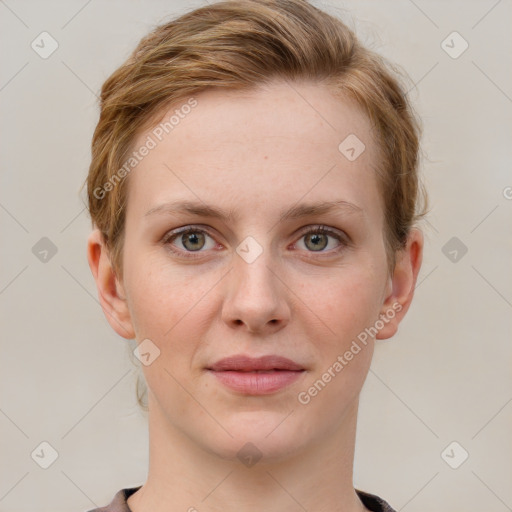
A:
[[1, 1, 511, 511]]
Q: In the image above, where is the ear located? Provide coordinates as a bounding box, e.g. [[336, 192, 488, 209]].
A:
[[87, 229, 135, 340], [375, 228, 424, 340]]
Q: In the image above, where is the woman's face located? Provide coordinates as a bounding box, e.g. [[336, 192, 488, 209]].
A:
[[104, 80, 408, 460]]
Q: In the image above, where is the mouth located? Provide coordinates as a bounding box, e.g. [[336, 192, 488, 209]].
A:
[[207, 354, 305, 372], [206, 355, 306, 395]]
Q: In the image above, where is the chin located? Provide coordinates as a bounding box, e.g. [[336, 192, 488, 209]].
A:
[[197, 410, 312, 464]]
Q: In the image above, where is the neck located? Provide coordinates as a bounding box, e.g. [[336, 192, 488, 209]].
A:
[[128, 395, 368, 512]]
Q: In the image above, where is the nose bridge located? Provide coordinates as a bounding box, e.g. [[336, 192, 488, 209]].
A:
[[222, 237, 289, 332], [233, 245, 275, 296]]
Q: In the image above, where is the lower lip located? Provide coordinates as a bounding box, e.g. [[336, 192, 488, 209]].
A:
[[208, 370, 305, 395]]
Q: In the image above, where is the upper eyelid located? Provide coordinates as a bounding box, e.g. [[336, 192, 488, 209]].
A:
[[162, 225, 215, 242]]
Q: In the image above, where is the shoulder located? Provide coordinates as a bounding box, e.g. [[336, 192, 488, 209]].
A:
[[355, 488, 397, 512], [85, 486, 142, 512]]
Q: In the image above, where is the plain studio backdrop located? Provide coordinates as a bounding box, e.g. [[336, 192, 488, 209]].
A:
[[0, 1, 511, 511]]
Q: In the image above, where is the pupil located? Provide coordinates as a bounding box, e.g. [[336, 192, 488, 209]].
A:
[[184, 232, 204, 251], [308, 233, 327, 251]]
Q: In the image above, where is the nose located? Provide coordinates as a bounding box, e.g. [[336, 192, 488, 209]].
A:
[[221, 249, 291, 335]]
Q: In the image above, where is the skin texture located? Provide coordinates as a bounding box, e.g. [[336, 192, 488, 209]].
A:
[[87, 79, 423, 512]]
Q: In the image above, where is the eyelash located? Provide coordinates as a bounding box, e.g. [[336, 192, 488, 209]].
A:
[[161, 225, 349, 259]]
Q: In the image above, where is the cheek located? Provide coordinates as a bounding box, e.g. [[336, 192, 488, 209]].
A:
[[125, 251, 219, 340], [301, 264, 384, 339], [295, 270, 380, 427], [124, 257, 218, 400]]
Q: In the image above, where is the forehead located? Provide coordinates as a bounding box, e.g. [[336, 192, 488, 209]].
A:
[[125, 79, 383, 223], [163, 80, 375, 151]]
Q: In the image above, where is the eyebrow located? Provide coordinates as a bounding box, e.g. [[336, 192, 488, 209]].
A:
[[144, 199, 363, 222]]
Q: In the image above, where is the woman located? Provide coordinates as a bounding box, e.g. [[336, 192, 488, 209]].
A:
[[84, 1, 427, 510]]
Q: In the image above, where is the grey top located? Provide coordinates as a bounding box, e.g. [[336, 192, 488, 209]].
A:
[[86, 485, 397, 512]]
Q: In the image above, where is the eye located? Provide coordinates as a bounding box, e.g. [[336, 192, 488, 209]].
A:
[[162, 224, 348, 259], [295, 226, 347, 254], [162, 226, 217, 258]]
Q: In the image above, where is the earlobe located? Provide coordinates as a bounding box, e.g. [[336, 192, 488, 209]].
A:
[[376, 228, 424, 340], [87, 229, 135, 340]]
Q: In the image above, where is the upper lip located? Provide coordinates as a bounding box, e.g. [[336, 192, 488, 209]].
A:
[[208, 355, 304, 372]]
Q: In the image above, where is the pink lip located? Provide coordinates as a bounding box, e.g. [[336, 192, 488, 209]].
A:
[[207, 355, 306, 395], [209, 355, 304, 372]]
